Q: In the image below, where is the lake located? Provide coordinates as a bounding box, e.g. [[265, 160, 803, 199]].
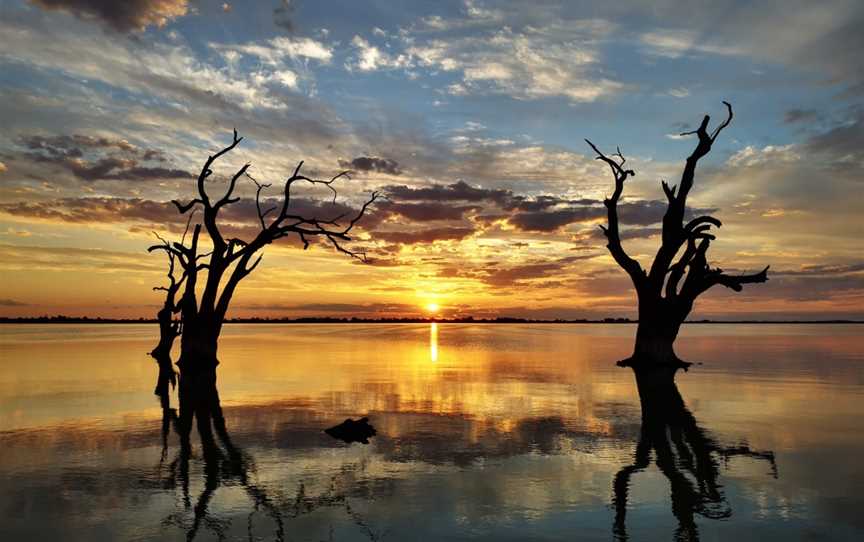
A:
[[0, 323, 862, 541]]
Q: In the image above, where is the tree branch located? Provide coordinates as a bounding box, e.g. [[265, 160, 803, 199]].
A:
[[585, 139, 645, 286], [649, 102, 734, 293]]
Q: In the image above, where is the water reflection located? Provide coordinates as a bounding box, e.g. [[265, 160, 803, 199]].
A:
[[429, 322, 438, 363], [1, 324, 862, 541], [155, 363, 778, 541], [613, 378, 777, 541], [158, 380, 375, 541]]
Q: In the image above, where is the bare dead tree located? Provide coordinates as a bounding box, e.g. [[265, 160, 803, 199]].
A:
[[586, 102, 768, 381], [149, 130, 380, 380], [148, 217, 194, 407]]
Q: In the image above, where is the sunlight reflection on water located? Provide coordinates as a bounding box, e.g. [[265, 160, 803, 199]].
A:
[[0, 323, 862, 541]]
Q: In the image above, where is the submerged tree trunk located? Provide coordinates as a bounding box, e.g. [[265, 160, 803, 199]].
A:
[[629, 296, 691, 370], [177, 361, 221, 441], [177, 320, 220, 373], [151, 306, 179, 408]]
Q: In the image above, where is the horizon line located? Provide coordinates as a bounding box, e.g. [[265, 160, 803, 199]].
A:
[[1, 315, 861, 325]]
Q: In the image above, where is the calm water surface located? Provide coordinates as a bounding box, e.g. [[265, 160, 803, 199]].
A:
[[0, 323, 861, 541]]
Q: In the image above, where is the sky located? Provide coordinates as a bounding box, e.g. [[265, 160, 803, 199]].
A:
[[0, 0, 862, 320]]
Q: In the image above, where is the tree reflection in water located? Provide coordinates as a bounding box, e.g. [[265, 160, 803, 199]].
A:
[[612, 375, 777, 541], [150, 358, 777, 541], [154, 369, 381, 542]]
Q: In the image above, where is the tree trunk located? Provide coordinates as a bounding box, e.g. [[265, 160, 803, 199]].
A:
[[177, 362, 221, 439], [177, 319, 220, 372], [152, 353, 176, 409], [632, 320, 682, 366], [627, 295, 689, 370], [151, 306, 178, 359], [151, 307, 178, 408]]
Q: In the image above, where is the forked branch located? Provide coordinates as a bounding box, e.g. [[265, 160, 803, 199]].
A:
[[585, 139, 645, 286]]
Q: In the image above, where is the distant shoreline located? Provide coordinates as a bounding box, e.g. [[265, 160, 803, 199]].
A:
[[0, 316, 861, 325]]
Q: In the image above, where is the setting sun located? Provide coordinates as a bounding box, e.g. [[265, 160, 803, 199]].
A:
[[425, 303, 440, 313]]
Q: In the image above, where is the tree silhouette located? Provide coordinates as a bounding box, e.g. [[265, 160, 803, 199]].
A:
[[586, 102, 768, 377], [149, 216, 195, 407], [149, 130, 379, 380]]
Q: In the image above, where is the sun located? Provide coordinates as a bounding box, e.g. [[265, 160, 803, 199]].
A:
[[425, 302, 440, 313]]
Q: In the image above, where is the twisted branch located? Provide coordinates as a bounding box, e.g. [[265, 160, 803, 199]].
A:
[[585, 139, 645, 287]]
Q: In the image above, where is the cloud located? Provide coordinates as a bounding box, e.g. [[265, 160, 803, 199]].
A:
[[0, 197, 179, 224], [338, 156, 402, 175], [0, 15, 330, 110], [773, 263, 864, 277], [585, 226, 662, 241], [383, 180, 512, 205], [404, 24, 622, 102], [479, 259, 568, 287], [802, 108, 864, 165], [381, 179, 714, 234], [382, 202, 480, 222], [0, 243, 165, 274], [504, 199, 715, 233], [346, 35, 412, 72], [726, 144, 801, 168], [214, 36, 333, 65], [0, 195, 377, 242], [239, 301, 418, 315], [507, 207, 602, 232], [667, 87, 690, 98], [0, 161, 6, 173], [273, 0, 294, 32], [374, 227, 475, 245], [440, 254, 596, 287], [17, 134, 193, 181], [784, 108, 820, 124], [638, 29, 743, 58], [30, 0, 189, 32], [0, 298, 29, 306]]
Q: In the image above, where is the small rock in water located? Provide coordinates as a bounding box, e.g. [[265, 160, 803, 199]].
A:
[[325, 417, 377, 444]]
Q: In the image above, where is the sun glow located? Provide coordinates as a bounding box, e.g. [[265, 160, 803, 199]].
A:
[[425, 303, 440, 313]]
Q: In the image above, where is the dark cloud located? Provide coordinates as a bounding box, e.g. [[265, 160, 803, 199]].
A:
[[0, 195, 379, 244], [803, 108, 864, 163], [382, 180, 714, 234], [18, 134, 192, 181], [508, 200, 716, 233], [0, 197, 178, 224], [707, 272, 864, 303], [29, 0, 189, 32], [508, 207, 602, 232], [784, 108, 820, 124], [383, 180, 513, 206], [482, 261, 564, 286], [382, 202, 481, 222], [441, 255, 596, 287], [374, 227, 475, 245], [587, 227, 662, 241], [338, 156, 402, 175], [273, 0, 294, 32], [773, 263, 864, 277], [0, 299, 30, 307], [505, 195, 596, 212]]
